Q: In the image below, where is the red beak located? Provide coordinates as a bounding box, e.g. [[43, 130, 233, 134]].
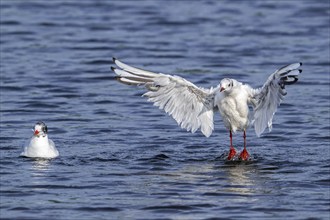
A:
[[220, 87, 225, 92], [34, 130, 39, 136]]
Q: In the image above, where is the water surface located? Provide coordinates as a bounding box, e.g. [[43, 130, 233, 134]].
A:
[[0, 1, 329, 219]]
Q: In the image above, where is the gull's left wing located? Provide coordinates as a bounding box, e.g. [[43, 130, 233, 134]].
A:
[[250, 63, 302, 136], [112, 58, 216, 137]]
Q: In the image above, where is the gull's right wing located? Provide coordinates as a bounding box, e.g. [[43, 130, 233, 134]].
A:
[[112, 58, 216, 137]]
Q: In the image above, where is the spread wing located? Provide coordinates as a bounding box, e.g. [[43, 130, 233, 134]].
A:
[[250, 63, 302, 136], [112, 58, 216, 137]]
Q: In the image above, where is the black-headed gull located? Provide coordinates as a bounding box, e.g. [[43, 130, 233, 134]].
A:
[[112, 58, 302, 160], [21, 122, 59, 158]]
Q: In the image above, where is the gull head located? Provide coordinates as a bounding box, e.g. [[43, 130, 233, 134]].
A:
[[220, 78, 234, 93], [33, 121, 48, 137]]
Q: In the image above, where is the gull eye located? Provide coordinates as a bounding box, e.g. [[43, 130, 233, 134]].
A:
[[228, 83, 231, 87]]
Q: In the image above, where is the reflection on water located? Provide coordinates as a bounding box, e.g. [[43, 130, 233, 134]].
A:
[[30, 158, 51, 173], [223, 163, 258, 195], [222, 159, 280, 199], [30, 159, 53, 188]]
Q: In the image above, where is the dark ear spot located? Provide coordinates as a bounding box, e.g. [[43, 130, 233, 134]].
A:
[[43, 125, 48, 133], [230, 81, 233, 87]]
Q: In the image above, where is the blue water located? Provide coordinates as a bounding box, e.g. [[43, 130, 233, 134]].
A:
[[0, 1, 329, 219]]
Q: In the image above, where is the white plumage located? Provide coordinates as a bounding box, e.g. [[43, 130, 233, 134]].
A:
[[112, 58, 302, 160], [21, 122, 59, 159]]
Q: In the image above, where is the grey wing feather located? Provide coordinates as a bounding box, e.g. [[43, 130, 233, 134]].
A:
[[251, 63, 302, 136], [112, 58, 216, 137]]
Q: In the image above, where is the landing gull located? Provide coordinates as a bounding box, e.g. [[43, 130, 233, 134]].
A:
[[112, 58, 302, 160]]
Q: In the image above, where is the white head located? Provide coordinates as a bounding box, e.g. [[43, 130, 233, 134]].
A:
[[219, 78, 234, 93], [33, 122, 48, 137]]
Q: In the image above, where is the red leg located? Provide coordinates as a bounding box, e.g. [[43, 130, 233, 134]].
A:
[[239, 130, 250, 160], [227, 130, 237, 160]]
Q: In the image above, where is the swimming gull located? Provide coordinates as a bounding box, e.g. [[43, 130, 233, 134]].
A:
[[21, 122, 59, 158]]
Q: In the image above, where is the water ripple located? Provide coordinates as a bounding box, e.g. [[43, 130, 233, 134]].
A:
[[1, 0, 329, 220]]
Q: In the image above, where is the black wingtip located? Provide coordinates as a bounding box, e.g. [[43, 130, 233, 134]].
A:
[[300, 62, 303, 66], [283, 76, 299, 85], [112, 57, 117, 62], [299, 69, 302, 73], [111, 66, 116, 71]]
